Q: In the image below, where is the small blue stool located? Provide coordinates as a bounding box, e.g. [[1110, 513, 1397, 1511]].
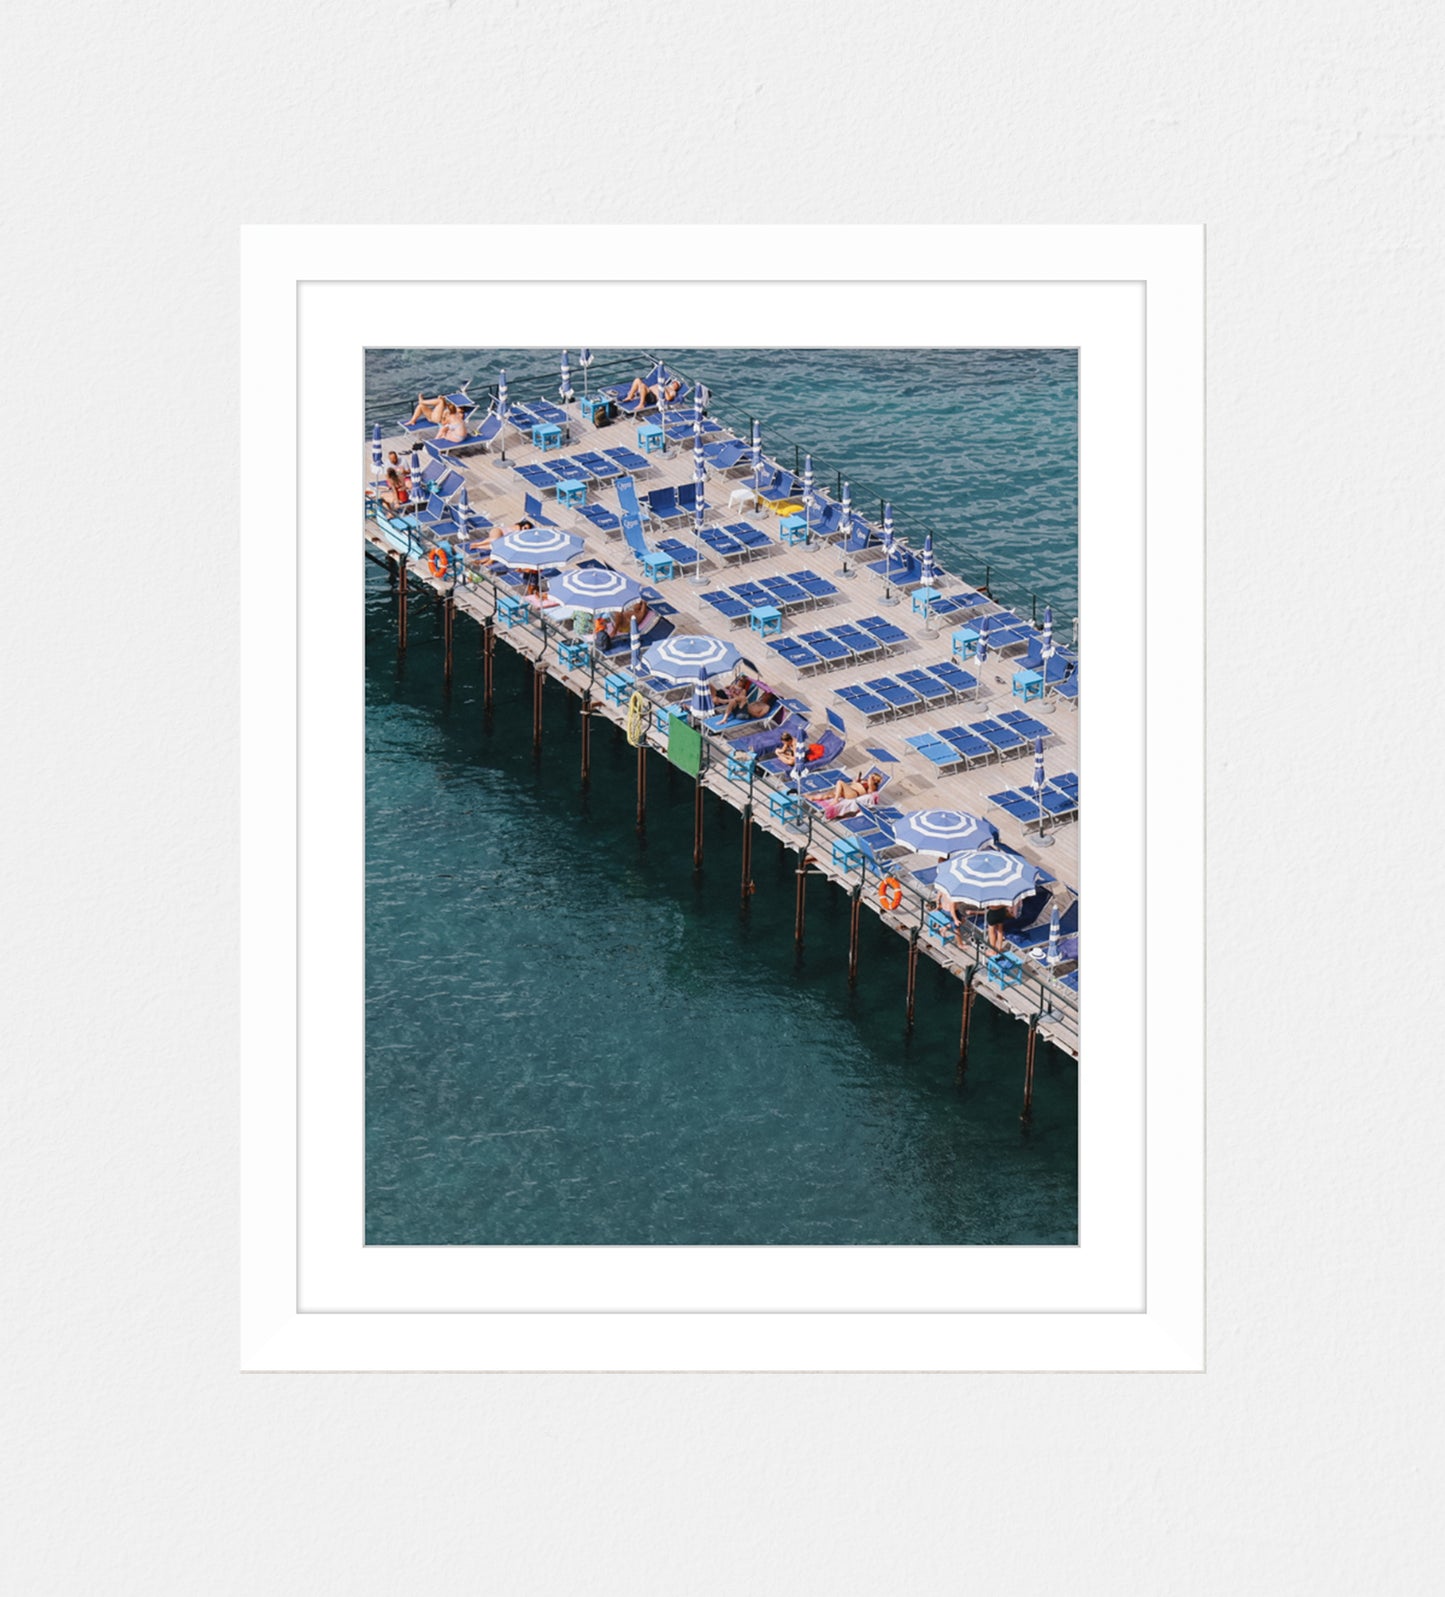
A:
[[951, 626, 980, 661], [555, 478, 587, 509], [726, 749, 756, 782], [768, 789, 801, 823], [579, 395, 609, 425], [532, 422, 562, 452], [1012, 668, 1044, 702], [497, 593, 529, 628], [831, 836, 867, 872], [637, 423, 665, 454], [912, 585, 940, 616], [985, 951, 1024, 988], [779, 513, 808, 546], [603, 671, 635, 707], [748, 605, 782, 638], [640, 549, 674, 581], [557, 638, 591, 671]]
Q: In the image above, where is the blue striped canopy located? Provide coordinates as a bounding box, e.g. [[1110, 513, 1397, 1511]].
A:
[[642, 632, 742, 684], [920, 532, 936, 585], [690, 678, 713, 720], [488, 526, 585, 569], [548, 566, 644, 612], [935, 850, 1042, 909], [891, 808, 998, 857]]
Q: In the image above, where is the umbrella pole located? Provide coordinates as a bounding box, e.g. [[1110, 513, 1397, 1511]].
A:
[[1021, 1012, 1040, 1124], [905, 928, 919, 1030], [847, 886, 862, 986], [956, 966, 977, 1084], [397, 557, 408, 652], [692, 775, 704, 870], [740, 804, 753, 905], [579, 691, 591, 785]]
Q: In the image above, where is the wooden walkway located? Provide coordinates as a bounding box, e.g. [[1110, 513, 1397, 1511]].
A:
[[364, 396, 1079, 1063]]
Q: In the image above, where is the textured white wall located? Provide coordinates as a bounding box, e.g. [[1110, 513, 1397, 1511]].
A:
[[3, 1, 1441, 1591]]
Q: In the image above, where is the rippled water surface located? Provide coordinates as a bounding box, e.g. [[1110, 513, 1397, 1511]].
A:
[[365, 347, 1078, 1245]]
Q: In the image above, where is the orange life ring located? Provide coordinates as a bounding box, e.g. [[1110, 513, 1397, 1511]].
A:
[[878, 876, 903, 911], [427, 546, 449, 578]]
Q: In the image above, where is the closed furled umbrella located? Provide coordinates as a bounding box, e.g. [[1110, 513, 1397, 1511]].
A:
[[560, 349, 573, 403], [370, 422, 383, 489], [579, 347, 593, 397], [891, 808, 998, 857], [408, 446, 423, 500], [934, 849, 1042, 910], [497, 368, 508, 461], [791, 737, 807, 804], [920, 532, 936, 586], [1041, 603, 1054, 667], [974, 631, 988, 678], [692, 383, 703, 443], [1045, 903, 1061, 967], [629, 614, 641, 672], [691, 440, 709, 587], [751, 418, 763, 497], [801, 454, 814, 541], [1033, 734, 1054, 847]]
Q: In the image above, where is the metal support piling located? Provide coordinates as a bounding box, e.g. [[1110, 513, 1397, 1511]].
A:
[[692, 777, 704, 870], [905, 928, 919, 1029], [635, 740, 647, 833], [397, 557, 408, 651], [848, 887, 862, 986], [580, 692, 591, 785], [482, 619, 494, 710], [794, 851, 807, 946], [956, 967, 977, 1084], [532, 660, 545, 751], [443, 594, 455, 687], [740, 804, 753, 905], [1022, 1012, 1040, 1124]]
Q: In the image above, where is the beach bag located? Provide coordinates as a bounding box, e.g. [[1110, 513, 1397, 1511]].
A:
[[806, 743, 826, 762]]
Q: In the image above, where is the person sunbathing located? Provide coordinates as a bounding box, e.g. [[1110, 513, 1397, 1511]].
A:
[[775, 731, 798, 766], [826, 772, 883, 802], [624, 374, 682, 409], [810, 772, 883, 820], [436, 403, 469, 442], [593, 599, 650, 647], [407, 393, 453, 425]]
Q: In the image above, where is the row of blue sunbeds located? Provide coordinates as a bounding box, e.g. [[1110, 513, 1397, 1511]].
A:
[[701, 571, 842, 623], [903, 710, 1053, 769], [988, 771, 1080, 828], [835, 663, 982, 722]]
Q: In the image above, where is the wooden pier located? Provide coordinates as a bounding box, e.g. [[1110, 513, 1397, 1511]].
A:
[[364, 387, 1080, 1085]]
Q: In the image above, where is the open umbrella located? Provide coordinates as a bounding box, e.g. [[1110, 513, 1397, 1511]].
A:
[[487, 526, 585, 570], [891, 809, 998, 857], [641, 632, 743, 686], [547, 566, 644, 613], [935, 849, 1042, 909]]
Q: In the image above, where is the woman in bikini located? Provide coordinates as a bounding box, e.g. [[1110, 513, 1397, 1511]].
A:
[[407, 393, 455, 425]]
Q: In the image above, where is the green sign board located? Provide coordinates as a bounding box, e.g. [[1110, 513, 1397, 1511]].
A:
[[666, 713, 702, 778]]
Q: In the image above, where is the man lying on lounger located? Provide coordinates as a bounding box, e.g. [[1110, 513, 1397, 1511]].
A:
[[623, 373, 682, 409]]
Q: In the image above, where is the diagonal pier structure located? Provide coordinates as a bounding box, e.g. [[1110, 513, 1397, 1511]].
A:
[[364, 358, 1079, 1110]]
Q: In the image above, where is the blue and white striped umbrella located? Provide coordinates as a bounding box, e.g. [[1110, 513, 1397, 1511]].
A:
[[1041, 604, 1054, 661], [802, 455, 814, 537], [935, 849, 1042, 909], [690, 678, 713, 721], [792, 737, 807, 799], [408, 447, 423, 495], [487, 526, 585, 570], [1034, 734, 1046, 794], [841, 482, 853, 539], [751, 419, 763, 493], [371, 422, 383, 486], [692, 384, 703, 440], [974, 632, 988, 673], [629, 614, 641, 671], [920, 532, 936, 586], [579, 347, 592, 396], [456, 485, 472, 527], [656, 369, 667, 433], [560, 349, 572, 403], [1045, 903, 1061, 967], [693, 442, 707, 533], [641, 632, 742, 685], [891, 808, 998, 857], [547, 566, 644, 613]]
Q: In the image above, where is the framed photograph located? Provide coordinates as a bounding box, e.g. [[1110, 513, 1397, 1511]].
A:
[[241, 225, 1202, 1370]]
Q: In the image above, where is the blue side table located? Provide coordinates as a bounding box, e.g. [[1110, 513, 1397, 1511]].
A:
[[603, 671, 636, 707], [532, 422, 562, 452], [912, 585, 941, 615], [951, 625, 980, 660], [557, 638, 591, 671], [640, 549, 674, 581], [748, 605, 783, 637], [985, 951, 1024, 988], [768, 789, 801, 823], [1012, 668, 1044, 702], [637, 424, 665, 454], [779, 513, 809, 546], [497, 594, 529, 629], [555, 478, 587, 509], [831, 836, 867, 872], [579, 394, 609, 425], [726, 749, 756, 782]]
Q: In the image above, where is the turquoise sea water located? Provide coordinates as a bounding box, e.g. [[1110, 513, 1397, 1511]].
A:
[[365, 348, 1078, 1245]]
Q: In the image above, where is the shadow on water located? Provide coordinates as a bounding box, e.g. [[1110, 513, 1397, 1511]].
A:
[[365, 562, 1078, 1246]]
